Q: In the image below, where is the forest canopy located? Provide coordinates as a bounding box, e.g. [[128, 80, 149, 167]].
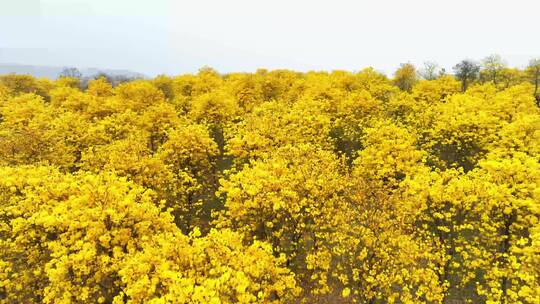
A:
[[0, 57, 539, 303]]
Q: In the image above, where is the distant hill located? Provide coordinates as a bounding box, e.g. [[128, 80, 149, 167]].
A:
[[0, 63, 146, 79]]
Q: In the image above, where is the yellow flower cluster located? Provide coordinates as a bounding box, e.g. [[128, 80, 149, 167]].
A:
[[0, 67, 539, 303]]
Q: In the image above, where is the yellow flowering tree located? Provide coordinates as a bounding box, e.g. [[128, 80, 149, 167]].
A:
[[118, 229, 300, 303], [0, 166, 299, 303], [216, 144, 348, 290]]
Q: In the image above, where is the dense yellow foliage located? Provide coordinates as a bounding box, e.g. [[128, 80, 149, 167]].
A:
[[0, 68, 539, 303]]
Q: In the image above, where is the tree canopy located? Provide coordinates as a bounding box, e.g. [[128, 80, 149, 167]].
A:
[[0, 59, 539, 303]]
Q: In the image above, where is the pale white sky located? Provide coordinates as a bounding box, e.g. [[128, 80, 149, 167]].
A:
[[1, 0, 539, 76]]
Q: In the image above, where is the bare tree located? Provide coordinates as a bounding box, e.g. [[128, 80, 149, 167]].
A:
[[418, 61, 439, 80], [59, 67, 82, 79], [453, 60, 480, 92], [526, 58, 540, 102], [438, 68, 447, 78], [480, 54, 506, 84]]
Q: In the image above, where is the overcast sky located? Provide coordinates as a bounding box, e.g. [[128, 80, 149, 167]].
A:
[[1, 0, 539, 76]]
